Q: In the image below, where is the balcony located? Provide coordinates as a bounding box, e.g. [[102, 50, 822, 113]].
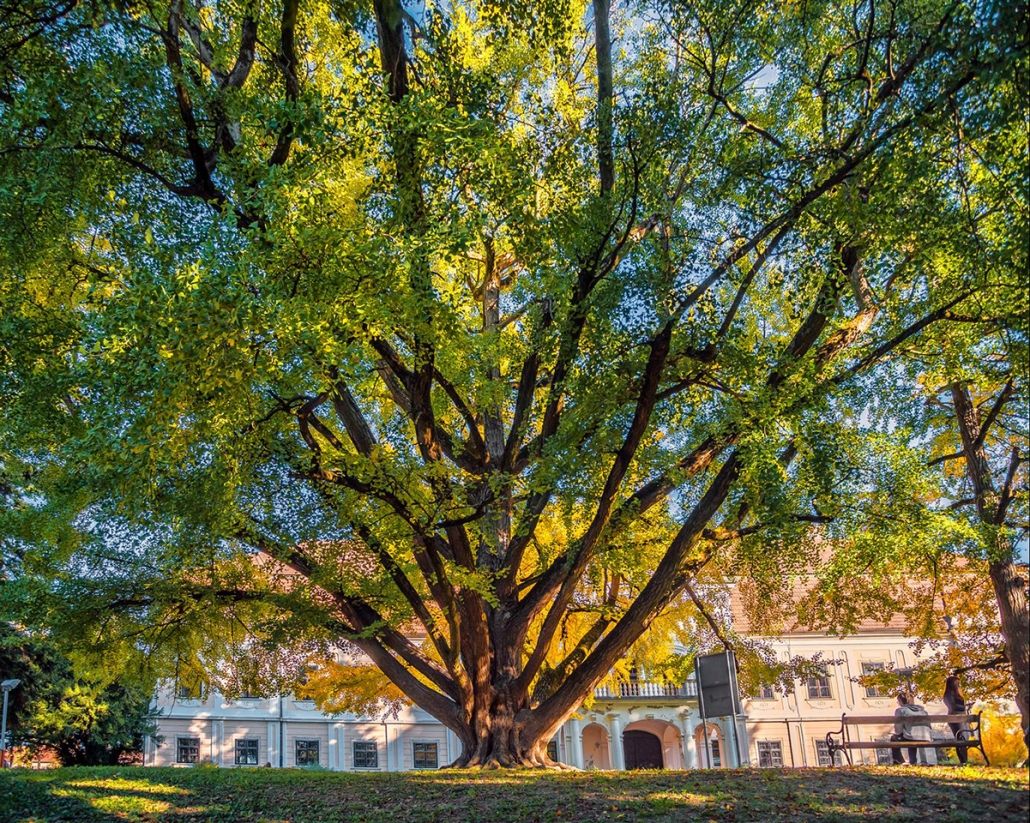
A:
[[594, 678, 698, 700]]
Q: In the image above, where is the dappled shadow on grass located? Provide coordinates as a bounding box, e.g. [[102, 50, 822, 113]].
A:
[[0, 773, 207, 822], [0, 764, 1026, 822]]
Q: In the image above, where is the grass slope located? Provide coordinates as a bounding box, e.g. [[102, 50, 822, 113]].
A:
[[1, 765, 1027, 822]]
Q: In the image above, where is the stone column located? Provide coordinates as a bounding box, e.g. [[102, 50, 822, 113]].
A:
[[267, 721, 278, 767], [678, 712, 695, 769], [735, 715, 751, 766], [607, 714, 625, 770], [569, 717, 584, 769]]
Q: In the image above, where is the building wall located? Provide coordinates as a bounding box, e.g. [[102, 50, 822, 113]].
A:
[[149, 693, 703, 772], [392, 723, 451, 771], [741, 631, 949, 768], [150, 717, 216, 767], [221, 721, 270, 767], [147, 630, 962, 771], [339, 722, 387, 771], [282, 721, 331, 768]]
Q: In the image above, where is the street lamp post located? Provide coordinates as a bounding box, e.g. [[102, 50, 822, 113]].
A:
[[1, 678, 22, 768]]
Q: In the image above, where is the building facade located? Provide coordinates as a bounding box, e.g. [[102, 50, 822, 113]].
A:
[[146, 608, 945, 770], [146, 676, 730, 771], [739, 629, 949, 768]]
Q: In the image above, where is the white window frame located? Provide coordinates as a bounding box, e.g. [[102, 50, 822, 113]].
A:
[[295, 738, 320, 767], [176, 736, 200, 764], [814, 739, 842, 766], [873, 736, 893, 765], [234, 738, 259, 766], [176, 683, 204, 701], [807, 667, 832, 699], [352, 740, 379, 769], [861, 662, 885, 698], [412, 740, 439, 770], [756, 740, 783, 768], [710, 738, 721, 767]]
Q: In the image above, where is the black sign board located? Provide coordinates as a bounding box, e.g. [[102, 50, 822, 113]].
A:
[[694, 650, 744, 767], [695, 651, 739, 718]]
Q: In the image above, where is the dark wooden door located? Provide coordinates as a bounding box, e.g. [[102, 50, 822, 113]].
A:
[[623, 730, 663, 769]]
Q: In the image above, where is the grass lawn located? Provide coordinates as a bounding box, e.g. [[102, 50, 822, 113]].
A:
[[0, 765, 1027, 823]]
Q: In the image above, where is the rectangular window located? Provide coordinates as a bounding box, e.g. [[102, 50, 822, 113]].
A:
[[710, 739, 721, 768], [176, 683, 202, 700], [815, 739, 841, 767], [295, 739, 319, 767], [861, 662, 885, 698], [756, 740, 783, 768], [807, 667, 832, 699], [176, 736, 200, 764], [546, 739, 559, 762], [234, 739, 259, 766], [874, 737, 893, 765], [412, 741, 439, 770], [353, 740, 378, 769], [758, 684, 775, 700]]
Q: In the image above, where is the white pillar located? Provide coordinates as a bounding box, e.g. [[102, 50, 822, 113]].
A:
[[569, 718, 584, 769], [607, 715, 625, 770], [735, 715, 751, 766], [267, 721, 277, 767], [679, 713, 695, 769], [446, 728, 459, 765], [391, 726, 401, 771]]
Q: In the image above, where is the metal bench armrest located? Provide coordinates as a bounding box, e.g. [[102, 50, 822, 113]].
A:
[[825, 714, 852, 767]]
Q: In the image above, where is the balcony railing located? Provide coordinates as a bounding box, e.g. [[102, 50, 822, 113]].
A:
[[594, 678, 697, 700]]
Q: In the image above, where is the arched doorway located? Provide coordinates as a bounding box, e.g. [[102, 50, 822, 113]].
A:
[[693, 723, 723, 768], [624, 730, 663, 769], [581, 723, 611, 769], [623, 719, 685, 770]]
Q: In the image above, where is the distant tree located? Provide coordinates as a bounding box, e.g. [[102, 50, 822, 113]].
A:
[[22, 681, 157, 767], [0, 0, 1025, 767], [0, 625, 156, 766], [0, 625, 69, 743]]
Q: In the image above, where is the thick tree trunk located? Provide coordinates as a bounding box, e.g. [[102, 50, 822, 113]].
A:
[[989, 559, 1030, 749], [445, 694, 566, 769], [951, 383, 1030, 748]]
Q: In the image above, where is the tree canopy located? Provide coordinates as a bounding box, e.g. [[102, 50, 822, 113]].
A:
[[0, 0, 1026, 765]]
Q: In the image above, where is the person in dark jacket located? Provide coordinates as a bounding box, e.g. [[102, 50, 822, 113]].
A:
[[943, 676, 970, 764]]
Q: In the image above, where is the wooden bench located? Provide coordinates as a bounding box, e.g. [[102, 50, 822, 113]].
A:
[[825, 713, 988, 766]]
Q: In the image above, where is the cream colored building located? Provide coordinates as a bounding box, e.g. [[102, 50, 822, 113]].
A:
[[738, 630, 947, 768], [146, 598, 946, 770], [146, 675, 719, 770]]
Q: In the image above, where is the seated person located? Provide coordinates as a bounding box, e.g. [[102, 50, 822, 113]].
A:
[[890, 692, 937, 765]]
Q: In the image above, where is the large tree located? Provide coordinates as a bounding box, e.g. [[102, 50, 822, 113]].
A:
[[1, 0, 1025, 766]]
